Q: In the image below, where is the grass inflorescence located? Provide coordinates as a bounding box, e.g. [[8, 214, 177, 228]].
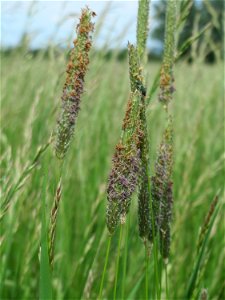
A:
[[137, 0, 150, 61], [106, 89, 142, 234], [158, 0, 176, 107], [106, 3, 176, 297], [48, 7, 96, 271], [55, 8, 95, 159], [151, 118, 173, 260], [152, 0, 176, 263]]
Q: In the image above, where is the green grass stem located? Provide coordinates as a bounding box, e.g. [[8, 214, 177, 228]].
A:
[[145, 244, 149, 300], [39, 162, 52, 300], [97, 235, 112, 300], [113, 224, 123, 300], [165, 262, 169, 300], [121, 215, 130, 299]]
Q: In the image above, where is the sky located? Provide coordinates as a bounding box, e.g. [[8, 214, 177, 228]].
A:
[[1, 0, 161, 50]]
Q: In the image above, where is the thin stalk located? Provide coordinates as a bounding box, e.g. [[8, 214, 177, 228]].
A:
[[98, 235, 112, 300], [48, 159, 64, 269], [145, 243, 149, 300], [153, 239, 160, 299], [159, 255, 163, 295], [113, 224, 123, 300], [165, 262, 169, 300], [39, 161, 52, 300], [148, 192, 160, 299], [121, 215, 130, 299]]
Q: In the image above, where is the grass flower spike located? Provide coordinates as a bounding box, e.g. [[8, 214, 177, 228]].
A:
[[55, 8, 95, 159], [128, 44, 153, 243], [128, 44, 145, 95], [138, 101, 153, 243], [151, 0, 176, 261], [137, 0, 150, 61], [138, 154, 152, 243], [151, 118, 173, 259], [50, 7, 95, 272], [197, 195, 219, 253], [158, 0, 176, 106], [106, 43, 150, 235], [106, 91, 141, 234]]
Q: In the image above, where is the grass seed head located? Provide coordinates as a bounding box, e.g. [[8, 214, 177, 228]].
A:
[[138, 168, 152, 242], [197, 195, 219, 253], [128, 44, 144, 93], [137, 102, 153, 243], [128, 43, 152, 243], [106, 91, 141, 234], [159, 0, 176, 106], [159, 180, 173, 260], [137, 0, 150, 61], [55, 8, 95, 159], [151, 117, 173, 259], [106, 144, 140, 234]]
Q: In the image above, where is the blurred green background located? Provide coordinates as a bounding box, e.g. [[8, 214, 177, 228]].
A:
[[1, 1, 224, 299]]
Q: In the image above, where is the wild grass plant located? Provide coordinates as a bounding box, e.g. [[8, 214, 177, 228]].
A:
[[49, 7, 95, 271], [0, 1, 224, 300]]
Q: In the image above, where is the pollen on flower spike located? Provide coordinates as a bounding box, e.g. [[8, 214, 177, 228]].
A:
[[151, 117, 174, 260], [55, 8, 95, 159], [106, 88, 142, 234]]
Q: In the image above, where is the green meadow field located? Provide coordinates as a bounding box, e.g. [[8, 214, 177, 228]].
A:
[[1, 48, 224, 299], [1, 1, 224, 298]]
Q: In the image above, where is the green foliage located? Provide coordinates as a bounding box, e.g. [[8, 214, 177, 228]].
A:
[[0, 140, 51, 220], [39, 163, 52, 300], [186, 197, 220, 299], [152, 0, 224, 62], [0, 1, 224, 298], [0, 45, 223, 300]]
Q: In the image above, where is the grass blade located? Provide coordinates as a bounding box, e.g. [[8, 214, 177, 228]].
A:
[[113, 224, 123, 300], [127, 274, 145, 300], [97, 236, 112, 300], [39, 164, 52, 300], [185, 199, 220, 299], [0, 139, 51, 221]]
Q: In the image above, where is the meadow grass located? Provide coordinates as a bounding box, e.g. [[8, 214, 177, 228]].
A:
[[0, 1, 224, 293], [1, 47, 224, 299]]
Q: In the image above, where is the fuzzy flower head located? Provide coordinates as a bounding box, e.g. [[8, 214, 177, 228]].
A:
[[158, 63, 175, 105], [55, 8, 95, 159], [106, 91, 142, 234], [151, 117, 173, 259], [158, 0, 176, 106], [128, 43, 145, 94], [107, 143, 141, 234], [137, 101, 153, 243], [136, 0, 150, 61], [159, 180, 173, 260], [138, 167, 152, 243]]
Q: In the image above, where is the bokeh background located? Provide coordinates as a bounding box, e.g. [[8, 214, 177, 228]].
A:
[[2, 1, 223, 59], [1, 1, 224, 299]]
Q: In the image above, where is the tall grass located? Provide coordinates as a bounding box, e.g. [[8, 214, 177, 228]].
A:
[[0, 1, 224, 299]]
